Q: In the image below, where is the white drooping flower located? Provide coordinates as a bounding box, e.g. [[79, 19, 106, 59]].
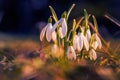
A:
[[91, 33, 102, 49], [73, 35, 81, 52], [94, 33, 102, 49], [67, 46, 76, 60], [91, 40, 98, 50], [89, 49, 97, 60], [83, 35, 89, 51], [86, 29, 91, 41], [40, 23, 57, 42], [78, 32, 89, 51], [52, 18, 67, 38]]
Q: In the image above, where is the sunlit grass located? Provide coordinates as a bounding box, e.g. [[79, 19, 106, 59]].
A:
[[0, 33, 120, 80]]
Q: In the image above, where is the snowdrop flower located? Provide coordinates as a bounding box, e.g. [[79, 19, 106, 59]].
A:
[[73, 35, 81, 52], [78, 32, 89, 51], [91, 33, 102, 49], [51, 44, 58, 53], [86, 28, 91, 41], [81, 26, 91, 41], [40, 23, 52, 42], [91, 40, 98, 50], [89, 49, 97, 60], [52, 13, 67, 38], [67, 46, 76, 60], [40, 18, 57, 42]]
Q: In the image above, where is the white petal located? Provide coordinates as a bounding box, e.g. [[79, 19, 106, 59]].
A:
[[91, 41, 98, 50], [78, 33, 84, 51], [46, 23, 52, 42], [95, 34, 102, 49], [89, 49, 97, 60], [52, 19, 62, 32], [83, 35, 89, 51], [40, 25, 47, 41], [52, 21, 59, 32], [86, 29, 91, 41], [51, 44, 58, 53], [52, 31, 57, 42], [58, 27, 64, 38], [73, 35, 78, 50], [67, 46, 76, 60], [61, 18, 67, 38]]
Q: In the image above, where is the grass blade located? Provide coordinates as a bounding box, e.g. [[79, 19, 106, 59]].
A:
[[92, 15, 98, 32], [49, 6, 58, 22], [66, 4, 75, 21]]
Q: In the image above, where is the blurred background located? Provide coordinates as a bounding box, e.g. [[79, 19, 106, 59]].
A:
[[0, 1, 120, 80], [0, 0, 120, 38]]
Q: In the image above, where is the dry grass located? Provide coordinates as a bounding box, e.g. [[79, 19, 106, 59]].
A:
[[0, 33, 120, 80]]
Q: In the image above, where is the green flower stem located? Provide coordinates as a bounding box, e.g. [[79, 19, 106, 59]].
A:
[[56, 27, 60, 46], [75, 17, 84, 30], [80, 49, 84, 59], [63, 36, 68, 58], [67, 29, 73, 41], [71, 31, 76, 45]]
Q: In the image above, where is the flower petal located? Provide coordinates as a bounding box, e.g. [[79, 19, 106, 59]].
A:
[[51, 44, 58, 53], [61, 18, 67, 38], [91, 41, 98, 50], [83, 35, 89, 51], [52, 19, 62, 32], [52, 21, 59, 32], [46, 23, 52, 42], [86, 29, 91, 41], [78, 33, 84, 51], [95, 34, 102, 49], [89, 49, 97, 60], [58, 27, 64, 38], [67, 46, 76, 60], [73, 35, 78, 50], [40, 25, 47, 41], [52, 31, 57, 42]]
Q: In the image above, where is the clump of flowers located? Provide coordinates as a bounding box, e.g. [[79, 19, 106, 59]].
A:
[[40, 4, 102, 61]]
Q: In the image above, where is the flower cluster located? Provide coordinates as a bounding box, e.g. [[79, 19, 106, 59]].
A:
[[40, 4, 102, 61]]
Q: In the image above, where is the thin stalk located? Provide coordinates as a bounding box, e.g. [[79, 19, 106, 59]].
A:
[[66, 4, 75, 21]]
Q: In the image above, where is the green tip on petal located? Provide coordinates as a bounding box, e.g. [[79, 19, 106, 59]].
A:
[[62, 11, 67, 18], [48, 17, 52, 23], [84, 9, 88, 19]]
